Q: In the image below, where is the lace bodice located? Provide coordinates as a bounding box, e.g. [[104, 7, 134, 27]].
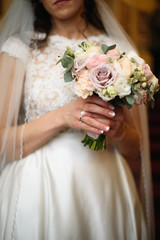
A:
[[2, 34, 113, 121]]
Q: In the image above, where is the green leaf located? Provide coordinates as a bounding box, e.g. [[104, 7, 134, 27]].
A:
[[126, 103, 132, 109], [107, 44, 116, 51], [64, 70, 74, 82], [110, 96, 126, 107], [61, 56, 74, 71], [101, 44, 116, 54], [148, 91, 154, 100], [125, 95, 135, 105], [61, 58, 69, 68], [56, 59, 62, 65], [78, 41, 90, 51], [101, 44, 108, 54]]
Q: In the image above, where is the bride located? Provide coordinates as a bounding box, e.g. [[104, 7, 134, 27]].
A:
[[0, 0, 154, 239]]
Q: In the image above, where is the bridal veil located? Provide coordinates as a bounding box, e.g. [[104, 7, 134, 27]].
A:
[[0, 0, 154, 238]]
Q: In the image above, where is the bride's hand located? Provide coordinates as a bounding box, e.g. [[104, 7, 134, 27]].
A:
[[89, 106, 126, 140], [60, 95, 116, 134]]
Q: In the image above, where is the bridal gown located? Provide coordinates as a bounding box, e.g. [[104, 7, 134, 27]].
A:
[[0, 34, 147, 240]]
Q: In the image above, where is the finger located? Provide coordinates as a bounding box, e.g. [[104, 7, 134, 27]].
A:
[[84, 103, 116, 119], [85, 95, 115, 110], [80, 116, 110, 133], [79, 123, 105, 135]]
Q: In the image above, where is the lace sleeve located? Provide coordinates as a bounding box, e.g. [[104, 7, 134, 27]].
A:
[[1, 36, 29, 63]]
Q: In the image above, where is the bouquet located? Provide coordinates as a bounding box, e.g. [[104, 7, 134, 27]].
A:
[[58, 41, 159, 150]]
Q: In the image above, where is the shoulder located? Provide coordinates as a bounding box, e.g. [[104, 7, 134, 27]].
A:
[[1, 36, 30, 63]]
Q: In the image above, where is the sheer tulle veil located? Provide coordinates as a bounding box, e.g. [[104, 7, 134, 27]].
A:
[[0, 0, 154, 238]]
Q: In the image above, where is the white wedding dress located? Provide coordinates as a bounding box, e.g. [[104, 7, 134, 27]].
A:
[[0, 34, 147, 240]]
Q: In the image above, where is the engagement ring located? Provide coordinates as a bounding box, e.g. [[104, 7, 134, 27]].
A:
[[80, 111, 85, 124]]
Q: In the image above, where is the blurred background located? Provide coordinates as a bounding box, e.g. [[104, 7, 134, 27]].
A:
[[0, 0, 160, 239]]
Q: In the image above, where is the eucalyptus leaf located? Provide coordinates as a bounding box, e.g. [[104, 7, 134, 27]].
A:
[[64, 70, 74, 82], [101, 44, 116, 54], [61, 56, 74, 70], [101, 44, 108, 54], [56, 59, 62, 65], [126, 95, 135, 105], [106, 44, 116, 51], [110, 96, 126, 106], [148, 91, 154, 100], [61, 58, 69, 68], [126, 103, 132, 109]]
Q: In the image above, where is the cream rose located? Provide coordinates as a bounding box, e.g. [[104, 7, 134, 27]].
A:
[[114, 77, 131, 98]]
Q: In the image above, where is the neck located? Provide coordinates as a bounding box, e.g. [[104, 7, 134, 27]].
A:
[[50, 14, 87, 39]]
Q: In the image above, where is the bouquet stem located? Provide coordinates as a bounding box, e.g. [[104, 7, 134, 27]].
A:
[[81, 134, 106, 151]]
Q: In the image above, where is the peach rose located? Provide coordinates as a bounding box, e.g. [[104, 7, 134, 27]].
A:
[[113, 56, 132, 77], [75, 69, 95, 98]]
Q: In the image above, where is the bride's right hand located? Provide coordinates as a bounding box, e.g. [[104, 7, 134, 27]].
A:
[[60, 95, 116, 135]]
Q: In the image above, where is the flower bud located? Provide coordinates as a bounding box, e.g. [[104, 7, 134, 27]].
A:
[[107, 85, 117, 97], [141, 82, 147, 88], [102, 88, 108, 96], [66, 46, 75, 58]]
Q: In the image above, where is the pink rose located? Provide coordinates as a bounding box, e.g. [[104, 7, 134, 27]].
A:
[[143, 64, 153, 80], [89, 63, 117, 91], [134, 90, 147, 105], [86, 55, 107, 70], [106, 49, 121, 60]]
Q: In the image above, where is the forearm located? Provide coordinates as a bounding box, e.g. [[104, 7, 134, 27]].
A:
[[110, 122, 140, 161], [0, 107, 67, 160]]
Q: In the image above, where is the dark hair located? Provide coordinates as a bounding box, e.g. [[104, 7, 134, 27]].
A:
[[30, 0, 106, 48]]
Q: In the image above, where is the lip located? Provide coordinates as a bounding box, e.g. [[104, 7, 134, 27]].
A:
[[53, 0, 70, 6]]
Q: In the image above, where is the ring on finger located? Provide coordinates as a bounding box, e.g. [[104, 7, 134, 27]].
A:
[[80, 111, 85, 124]]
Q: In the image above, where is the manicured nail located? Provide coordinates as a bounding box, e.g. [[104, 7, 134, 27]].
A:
[[105, 126, 110, 132], [99, 130, 104, 134], [108, 105, 115, 110], [109, 111, 115, 117]]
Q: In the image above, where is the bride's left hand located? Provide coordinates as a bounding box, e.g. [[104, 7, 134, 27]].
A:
[[84, 105, 126, 140]]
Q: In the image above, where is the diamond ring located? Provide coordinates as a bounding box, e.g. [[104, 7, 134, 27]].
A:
[[80, 111, 85, 124]]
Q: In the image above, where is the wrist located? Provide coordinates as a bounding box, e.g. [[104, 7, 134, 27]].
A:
[[55, 107, 69, 132]]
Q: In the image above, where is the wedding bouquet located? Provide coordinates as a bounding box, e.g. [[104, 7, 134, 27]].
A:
[[58, 41, 159, 150]]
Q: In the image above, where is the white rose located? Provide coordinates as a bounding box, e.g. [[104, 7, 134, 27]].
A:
[[86, 46, 103, 55], [75, 50, 87, 59], [114, 77, 131, 98]]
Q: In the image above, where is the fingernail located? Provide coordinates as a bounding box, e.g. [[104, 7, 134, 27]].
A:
[[108, 105, 115, 110], [105, 126, 110, 132], [109, 111, 115, 117], [99, 130, 104, 134]]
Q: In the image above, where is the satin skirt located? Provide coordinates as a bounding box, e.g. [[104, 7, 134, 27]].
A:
[[0, 131, 147, 240]]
